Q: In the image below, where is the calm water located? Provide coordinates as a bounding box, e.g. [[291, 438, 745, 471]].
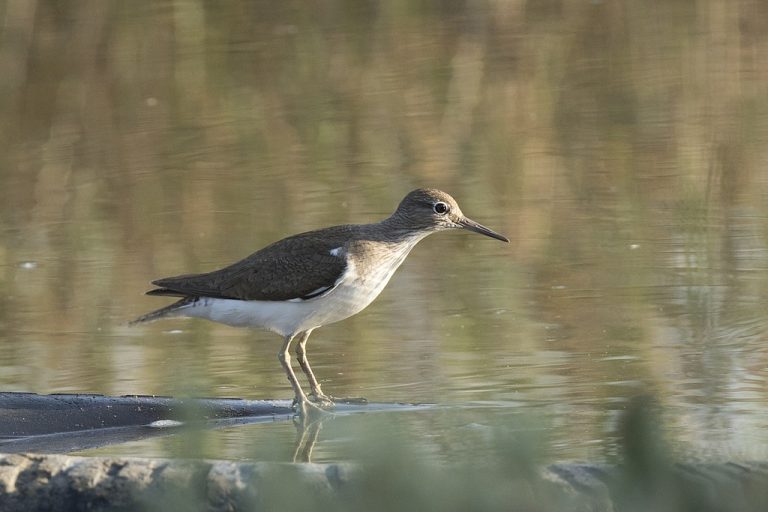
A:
[[2, 0, 768, 463]]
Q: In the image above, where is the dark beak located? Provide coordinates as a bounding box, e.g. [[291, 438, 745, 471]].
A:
[[457, 217, 510, 243]]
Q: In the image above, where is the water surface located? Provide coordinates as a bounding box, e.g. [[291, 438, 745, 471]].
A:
[[2, 0, 768, 463]]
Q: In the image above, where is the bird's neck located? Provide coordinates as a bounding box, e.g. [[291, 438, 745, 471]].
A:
[[375, 215, 434, 245]]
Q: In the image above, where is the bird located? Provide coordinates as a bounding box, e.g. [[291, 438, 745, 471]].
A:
[[132, 188, 509, 415]]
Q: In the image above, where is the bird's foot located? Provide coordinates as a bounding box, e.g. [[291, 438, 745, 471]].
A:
[[292, 394, 367, 414], [328, 396, 369, 405], [308, 392, 369, 407], [310, 392, 335, 408], [293, 396, 332, 417]]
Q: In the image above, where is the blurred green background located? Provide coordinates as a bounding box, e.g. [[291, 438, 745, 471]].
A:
[[2, 0, 768, 463]]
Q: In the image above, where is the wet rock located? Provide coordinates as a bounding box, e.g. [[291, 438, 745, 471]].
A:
[[2, 453, 768, 511], [0, 454, 350, 511]]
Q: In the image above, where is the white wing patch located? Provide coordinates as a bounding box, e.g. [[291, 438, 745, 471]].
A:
[[329, 247, 343, 257]]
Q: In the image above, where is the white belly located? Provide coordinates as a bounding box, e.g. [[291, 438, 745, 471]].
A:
[[179, 240, 418, 337]]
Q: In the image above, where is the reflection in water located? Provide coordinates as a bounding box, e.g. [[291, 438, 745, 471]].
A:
[[292, 415, 325, 464], [2, 1, 768, 462]]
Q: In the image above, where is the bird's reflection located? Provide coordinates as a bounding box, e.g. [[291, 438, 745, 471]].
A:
[[291, 412, 329, 463]]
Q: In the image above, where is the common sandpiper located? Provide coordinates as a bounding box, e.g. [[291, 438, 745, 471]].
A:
[[132, 188, 509, 415]]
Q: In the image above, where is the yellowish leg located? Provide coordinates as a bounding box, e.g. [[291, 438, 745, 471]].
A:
[[295, 329, 333, 406], [278, 334, 324, 415]]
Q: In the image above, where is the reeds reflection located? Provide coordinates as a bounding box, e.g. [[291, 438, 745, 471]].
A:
[[1, 0, 768, 462]]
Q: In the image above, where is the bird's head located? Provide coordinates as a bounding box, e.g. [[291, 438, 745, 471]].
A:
[[393, 188, 509, 242]]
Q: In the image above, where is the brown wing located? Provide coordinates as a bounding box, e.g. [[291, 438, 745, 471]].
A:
[[147, 229, 349, 302]]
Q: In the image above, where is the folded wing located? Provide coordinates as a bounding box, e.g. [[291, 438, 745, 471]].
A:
[[146, 231, 348, 302]]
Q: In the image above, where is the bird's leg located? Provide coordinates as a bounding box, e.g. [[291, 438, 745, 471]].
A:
[[295, 329, 333, 406], [279, 334, 324, 416], [295, 330, 368, 406]]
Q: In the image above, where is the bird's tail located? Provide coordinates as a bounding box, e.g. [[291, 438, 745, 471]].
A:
[[129, 297, 197, 326]]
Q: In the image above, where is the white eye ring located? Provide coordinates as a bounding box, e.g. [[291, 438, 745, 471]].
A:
[[433, 202, 449, 214]]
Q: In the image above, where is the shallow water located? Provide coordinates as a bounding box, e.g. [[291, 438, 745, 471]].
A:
[[2, 0, 768, 463]]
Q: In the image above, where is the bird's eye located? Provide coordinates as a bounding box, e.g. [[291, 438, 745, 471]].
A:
[[433, 202, 449, 214]]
